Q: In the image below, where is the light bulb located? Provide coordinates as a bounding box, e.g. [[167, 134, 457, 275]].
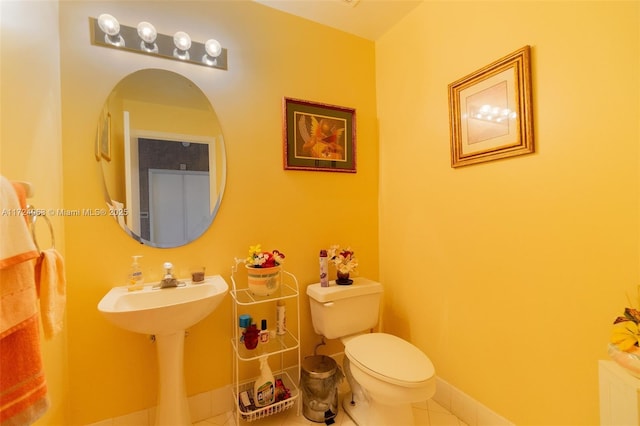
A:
[[205, 39, 222, 58], [173, 31, 191, 51], [98, 13, 120, 36], [137, 21, 157, 44]]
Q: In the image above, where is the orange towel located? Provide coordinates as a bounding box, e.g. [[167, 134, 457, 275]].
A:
[[0, 177, 39, 335], [0, 315, 49, 426], [0, 176, 49, 425], [0, 260, 38, 337], [35, 249, 66, 339]]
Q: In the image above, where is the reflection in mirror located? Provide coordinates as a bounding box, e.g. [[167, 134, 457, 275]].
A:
[[97, 69, 226, 248]]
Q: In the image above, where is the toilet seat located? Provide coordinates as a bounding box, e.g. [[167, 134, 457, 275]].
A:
[[345, 333, 434, 387]]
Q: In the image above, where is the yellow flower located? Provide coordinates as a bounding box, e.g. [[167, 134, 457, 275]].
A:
[[611, 321, 640, 351], [245, 244, 285, 268]]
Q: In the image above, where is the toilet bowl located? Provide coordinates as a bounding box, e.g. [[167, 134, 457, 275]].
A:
[[343, 333, 435, 425], [307, 278, 436, 426]]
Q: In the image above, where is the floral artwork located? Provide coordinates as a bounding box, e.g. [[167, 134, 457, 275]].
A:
[[283, 98, 356, 173], [296, 114, 346, 160]]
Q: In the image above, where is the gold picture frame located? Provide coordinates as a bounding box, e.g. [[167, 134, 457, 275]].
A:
[[448, 45, 534, 168]]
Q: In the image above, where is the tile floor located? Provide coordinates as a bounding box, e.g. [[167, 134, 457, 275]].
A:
[[194, 394, 468, 426]]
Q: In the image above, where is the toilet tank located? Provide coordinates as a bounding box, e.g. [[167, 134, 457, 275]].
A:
[[306, 278, 382, 339]]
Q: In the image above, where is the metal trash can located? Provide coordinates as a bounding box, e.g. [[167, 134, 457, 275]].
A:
[[301, 355, 343, 423]]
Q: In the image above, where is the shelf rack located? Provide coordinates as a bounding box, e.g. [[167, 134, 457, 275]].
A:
[[230, 260, 301, 423]]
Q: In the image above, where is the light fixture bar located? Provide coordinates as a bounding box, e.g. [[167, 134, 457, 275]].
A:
[[89, 17, 227, 70]]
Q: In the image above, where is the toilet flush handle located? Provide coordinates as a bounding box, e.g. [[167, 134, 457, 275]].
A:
[[323, 302, 335, 307]]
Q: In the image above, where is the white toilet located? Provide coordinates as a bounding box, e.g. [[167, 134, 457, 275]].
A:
[[307, 277, 435, 426]]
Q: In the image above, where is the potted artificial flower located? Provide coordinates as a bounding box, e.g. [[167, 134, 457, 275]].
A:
[[328, 245, 358, 285], [610, 306, 640, 378], [245, 244, 285, 296]]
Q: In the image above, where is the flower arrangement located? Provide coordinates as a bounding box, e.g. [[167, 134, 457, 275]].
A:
[[609, 301, 640, 378], [327, 245, 358, 274], [246, 244, 285, 268], [611, 307, 640, 352]]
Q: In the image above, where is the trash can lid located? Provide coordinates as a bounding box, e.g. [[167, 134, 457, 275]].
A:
[[302, 355, 337, 379]]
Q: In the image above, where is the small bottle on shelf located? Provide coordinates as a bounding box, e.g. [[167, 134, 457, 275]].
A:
[[260, 319, 270, 344], [239, 314, 251, 343]]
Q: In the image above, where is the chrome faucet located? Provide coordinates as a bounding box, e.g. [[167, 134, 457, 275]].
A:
[[160, 262, 178, 288]]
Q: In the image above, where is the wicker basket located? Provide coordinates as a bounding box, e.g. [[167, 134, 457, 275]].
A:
[[234, 372, 299, 422]]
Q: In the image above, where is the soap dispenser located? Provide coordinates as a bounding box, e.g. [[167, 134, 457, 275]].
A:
[[128, 255, 144, 291]]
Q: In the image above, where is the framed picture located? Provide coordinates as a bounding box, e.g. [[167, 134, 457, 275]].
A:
[[94, 122, 101, 161], [283, 97, 356, 173], [100, 112, 112, 161], [448, 45, 534, 168]]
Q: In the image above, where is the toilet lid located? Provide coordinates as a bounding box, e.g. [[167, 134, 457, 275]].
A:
[[345, 333, 434, 386]]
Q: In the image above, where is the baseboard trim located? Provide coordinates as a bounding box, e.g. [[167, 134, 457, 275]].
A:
[[88, 376, 513, 426], [85, 386, 234, 426], [432, 377, 514, 426]]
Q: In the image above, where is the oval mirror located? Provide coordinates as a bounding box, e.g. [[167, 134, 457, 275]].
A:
[[96, 69, 226, 248]]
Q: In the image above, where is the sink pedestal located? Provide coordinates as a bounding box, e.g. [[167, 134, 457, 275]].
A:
[[155, 331, 190, 426], [97, 276, 229, 425]]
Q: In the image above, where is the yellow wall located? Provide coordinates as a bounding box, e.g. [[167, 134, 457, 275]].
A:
[[0, 2, 68, 425], [5, 0, 638, 425], [57, 1, 378, 424], [377, 1, 639, 424]]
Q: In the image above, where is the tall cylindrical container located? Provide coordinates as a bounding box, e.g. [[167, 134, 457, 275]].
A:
[[301, 355, 341, 422], [320, 249, 329, 287]]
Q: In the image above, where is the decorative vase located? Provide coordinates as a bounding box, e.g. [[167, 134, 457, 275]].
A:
[[246, 264, 281, 296], [608, 343, 640, 378], [336, 271, 353, 285]]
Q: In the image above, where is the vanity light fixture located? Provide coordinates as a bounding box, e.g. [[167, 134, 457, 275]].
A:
[[203, 39, 222, 66], [89, 14, 227, 70], [97, 13, 124, 47], [173, 31, 191, 60], [136, 21, 158, 53]]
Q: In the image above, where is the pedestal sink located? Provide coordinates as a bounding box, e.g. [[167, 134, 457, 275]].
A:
[[98, 275, 228, 426]]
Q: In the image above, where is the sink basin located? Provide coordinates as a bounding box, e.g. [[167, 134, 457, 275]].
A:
[[98, 274, 228, 426], [98, 275, 228, 335]]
